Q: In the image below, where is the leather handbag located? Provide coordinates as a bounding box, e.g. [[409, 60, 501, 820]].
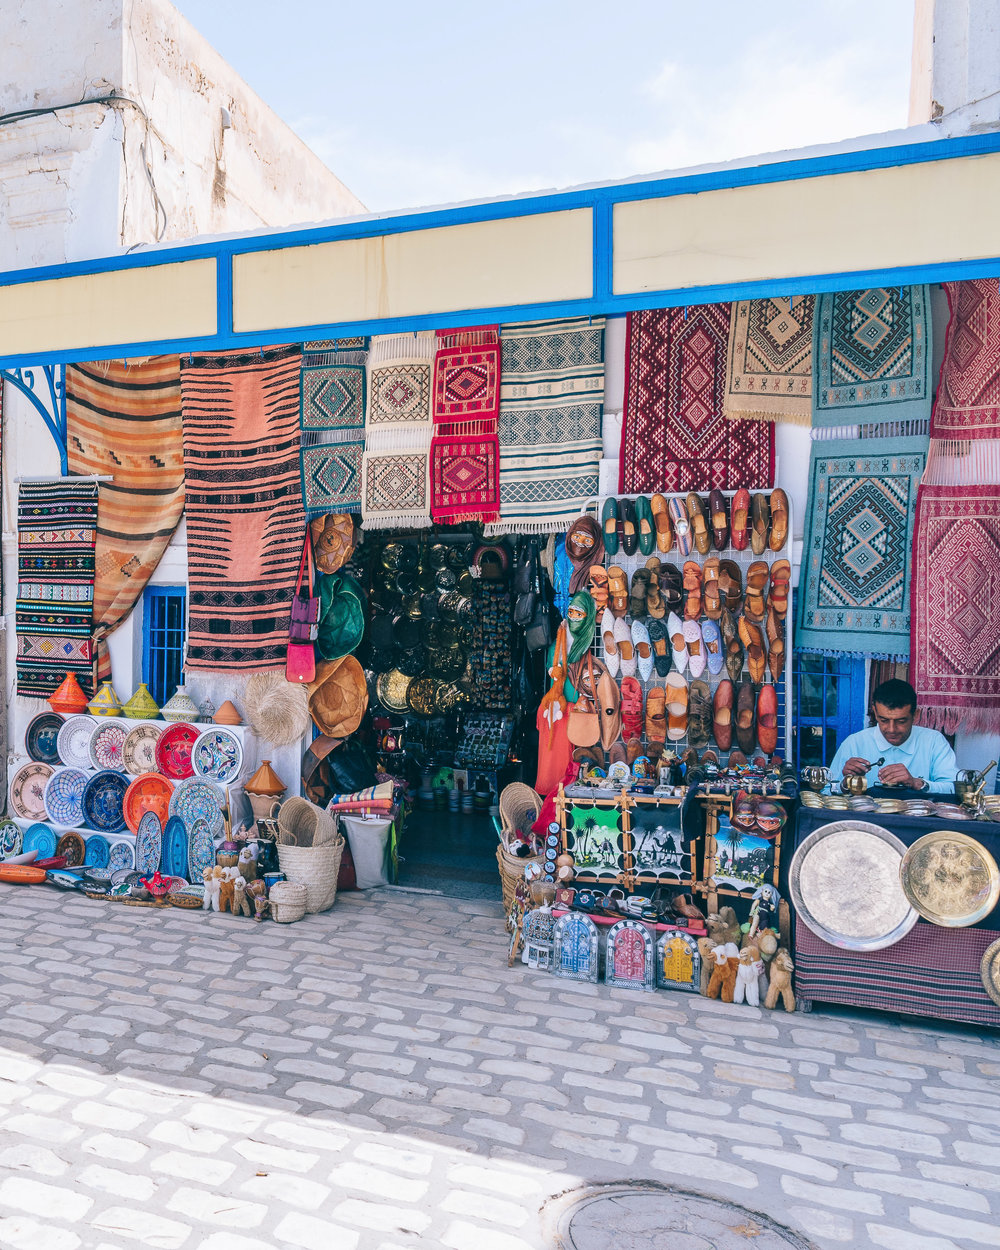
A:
[[566, 653, 601, 748], [287, 532, 319, 683]]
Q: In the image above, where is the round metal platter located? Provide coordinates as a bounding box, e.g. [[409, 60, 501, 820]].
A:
[[789, 819, 918, 951], [981, 938, 1000, 1008], [900, 830, 1000, 928]]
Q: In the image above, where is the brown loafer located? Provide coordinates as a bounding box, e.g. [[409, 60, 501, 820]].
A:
[[757, 683, 778, 755], [744, 561, 769, 623], [686, 492, 711, 555], [721, 608, 744, 684], [731, 488, 750, 551], [751, 492, 770, 555], [736, 678, 756, 754], [688, 679, 711, 748], [739, 615, 768, 686], [702, 557, 721, 619], [709, 489, 729, 550], [713, 678, 734, 751], [769, 488, 788, 552], [651, 493, 673, 553]]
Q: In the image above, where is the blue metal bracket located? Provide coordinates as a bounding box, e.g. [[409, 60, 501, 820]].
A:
[[0, 364, 67, 473]]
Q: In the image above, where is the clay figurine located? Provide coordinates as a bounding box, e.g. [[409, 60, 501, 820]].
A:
[[764, 948, 795, 1012]]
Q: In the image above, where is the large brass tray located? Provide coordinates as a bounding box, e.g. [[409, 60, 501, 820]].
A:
[[900, 831, 1000, 928]]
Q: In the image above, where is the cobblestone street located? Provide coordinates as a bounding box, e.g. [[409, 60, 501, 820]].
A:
[[0, 884, 999, 1250]]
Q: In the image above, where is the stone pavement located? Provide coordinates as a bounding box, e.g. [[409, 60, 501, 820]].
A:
[[0, 885, 999, 1250]]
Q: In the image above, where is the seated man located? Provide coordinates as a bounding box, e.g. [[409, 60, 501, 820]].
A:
[[827, 679, 958, 795]]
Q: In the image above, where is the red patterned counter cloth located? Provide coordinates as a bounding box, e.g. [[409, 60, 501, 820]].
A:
[[620, 305, 773, 492], [795, 919, 1000, 1029], [911, 483, 1000, 734], [429, 327, 500, 522], [181, 345, 304, 672], [933, 279, 1000, 440]]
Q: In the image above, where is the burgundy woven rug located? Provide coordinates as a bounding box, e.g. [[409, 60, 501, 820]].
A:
[[911, 483, 1000, 733], [619, 306, 774, 492], [933, 279, 1000, 439], [429, 329, 500, 522]]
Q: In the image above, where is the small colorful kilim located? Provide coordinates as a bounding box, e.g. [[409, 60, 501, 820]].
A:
[[429, 327, 500, 522], [430, 435, 500, 522], [301, 442, 364, 514], [620, 306, 773, 493], [299, 341, 368, 514], [433, 342, 500, 423], [723, 296, 815, 425], [362, 333, 435, 528], [16, 481, 99, 697], [301, 363, 366, 432], [933, 279, 1000, 440]]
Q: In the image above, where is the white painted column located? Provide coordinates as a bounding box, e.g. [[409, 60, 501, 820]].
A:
[[910, 0, 1000, 125]]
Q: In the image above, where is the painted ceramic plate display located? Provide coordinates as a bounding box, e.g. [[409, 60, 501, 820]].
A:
[[85, 834, 111, 869], [160, 816, 188, 880], [169, 778, 225, 836], [22, 823, 57, 858], [122, 722, 163, 776], [9, 762, 54, 821], [108, 840, 136, 872], [57, 716, 97, 771], [43, 767, 89, 828], [790, 819, 918, 951], [135, 811, 163, 876], [900, 831, 1000, 928], [55, 831, 86, 867], [0, 820, 23, 859], [90, 721, 128, 772], [122, 773, 174, 834], [192, 728, 244, 784], [82, 770, 130, 834], [187, 816, 216, 882], [25, 712, 65, 765], [155, 722, 200, 780]]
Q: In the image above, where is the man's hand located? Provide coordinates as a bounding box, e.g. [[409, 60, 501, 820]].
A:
[[842, 757, 871, 777], [879, 763, 919, 788]]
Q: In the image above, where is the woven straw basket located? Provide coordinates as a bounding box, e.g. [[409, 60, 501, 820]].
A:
[[278, 797, 339, 848], [268, 881, 308, 923], [496, 782, 544, 923], [277, 837, 345, 914]]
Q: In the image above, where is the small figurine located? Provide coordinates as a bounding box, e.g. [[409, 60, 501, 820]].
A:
[[734, 944, 761, 1007], [764, 948, 795, 1012], [202, 866, 222, 911], [707, 941, 740, 1002], [749, 884, 781, 935], [218, 866, 239, 914], [233, 876, 253, 917], [247, 878, 270, 922], [696, 937, 716, 995], [707, 906, 742, 947], [238, 845, 258, 883]]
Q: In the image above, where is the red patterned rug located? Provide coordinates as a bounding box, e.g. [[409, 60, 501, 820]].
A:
[[911, 484, 1000, 733], [433, 340, 500, 423], [429, 328, 500, 521], [619, 306, 774, 492], [430, 435, 500, 522], [933, 280, 1000, 440]]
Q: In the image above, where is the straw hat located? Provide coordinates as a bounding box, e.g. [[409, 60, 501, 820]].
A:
[[310, 514, 356, 575], [306, 655, 368, 738], [242, 672, 311, 745]]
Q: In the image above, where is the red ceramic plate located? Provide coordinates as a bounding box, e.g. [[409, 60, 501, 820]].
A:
[[154, 722, 200, 781], [123, 773, 175, 833]]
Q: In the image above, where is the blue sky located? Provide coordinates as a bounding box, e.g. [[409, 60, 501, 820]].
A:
[[174, 0, 915, 212]]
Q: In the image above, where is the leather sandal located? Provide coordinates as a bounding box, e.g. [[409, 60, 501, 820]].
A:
[[621, 498, 639, 556], [686, 492, 711, 555], [713, 678, 734, 750], [620, 677, 644, 740], [736, 678, 756, 753], [683, 560, 702, 620], [647, 619, 671, 677], [718, 559, 742, 611], [751, 492, 770, 555], [721, 608, 744, 684], [635, 495, 656, 556], [702, 557, 721, 619], [588, 566, 609, 610], [757, 683, 778, 755], [626, 735, 644, 766], [629, 567, 650, 618], [645, 686, 666, 743], [766, 606, 785, 684], [709, 489, 729, 550], [739, 615, 767, 686], [645, 557, 665, 618], [659, 562, 684, 612], [731, 488, 750, 551], [607, 565, 628, 618], [769, 488, 789, 552], [665, 672, 688, 741], [768, 559, 791, 618], [601, 497, 620, 555], [744, 561, 769, 623], [688, 679, 711, 748], [651, 493, 673, 553]]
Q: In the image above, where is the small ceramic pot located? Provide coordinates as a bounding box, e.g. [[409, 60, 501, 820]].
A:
[[88, 681, 123, 717], [123, 683, 160, 720], [161, 685, 199, 723]]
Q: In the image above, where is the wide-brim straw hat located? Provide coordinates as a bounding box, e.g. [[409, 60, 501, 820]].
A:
[[310, 513, 356, 575], [242, 673, 311, 746], [307, 655, 368, 738]]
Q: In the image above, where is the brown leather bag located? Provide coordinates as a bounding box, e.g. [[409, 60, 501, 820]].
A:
[[567, 653, 601, 748]]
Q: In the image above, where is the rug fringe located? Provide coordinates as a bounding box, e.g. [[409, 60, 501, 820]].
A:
[[796, 646, 909, 661], [725, 407, 812, 427], [483, 519, 572, 536], [918, 705, 1000, 735], [303, 350, 368, 367], [922, 438, 1000, 485], [359, 514, 433, 531], [812, 418, 931, 442], [368, 333, 436, 366]]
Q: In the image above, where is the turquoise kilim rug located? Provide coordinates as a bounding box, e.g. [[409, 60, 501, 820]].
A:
[[299, 344, 368, 514], [797, 435, 927, 659]]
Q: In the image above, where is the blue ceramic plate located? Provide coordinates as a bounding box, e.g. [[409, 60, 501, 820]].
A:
[[0, 819, 23, 859], [43, 767, 88, 828], [26, 712, 64, 765], [108, 840, 135, 872], [136, 811, 162, 876], [85, 834, 111, 869], [161, 816, 188, 880], [82, 770, 130, 834], [23, 823, 57, 858], [188, 817, 216, 883]]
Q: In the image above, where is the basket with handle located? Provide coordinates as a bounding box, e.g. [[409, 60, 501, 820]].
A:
[[496, 782, 544, 920], [276, 836, 345, 913], [277, 796, 339, 848], [268, 880, 308, 923]]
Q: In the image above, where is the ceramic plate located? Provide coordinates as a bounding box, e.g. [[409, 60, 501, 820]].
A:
[[790, 819, 918, 951], [169, 778, 225, 836], [122, 773, 174, 834], [22, 823, 57, 858], [82, 770, 130, 834], [85, 834, 111, 869], [160, 815, 188, 880], [84, 866, 114, 883], [155, 722, 200, 780], [900, 830, 1000, 928], [122, 722, 163, 776], [108, 840, 136, 872], [135, 811, 163, 876], [0, 820, 23, 859], [57, 716, 97, 771], [9, 762, 54, 821], [43, 767, 89, 828], [192, 728, 244, 784], [187, 816, 216, 881], [25, 712, 65, 765], [55, 831, 86, 867], [90, 721, 128, 772]]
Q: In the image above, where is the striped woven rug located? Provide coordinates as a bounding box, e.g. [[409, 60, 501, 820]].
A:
[[16, 481, 99, 697], [66, 357, 185, 681], [181, 345, 304, 671]]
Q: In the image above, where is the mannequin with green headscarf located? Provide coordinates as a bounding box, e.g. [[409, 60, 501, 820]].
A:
[[546, 590, 596, 701]]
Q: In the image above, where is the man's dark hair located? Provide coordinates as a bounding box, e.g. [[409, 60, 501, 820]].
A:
[[872, 679, 917, 714]]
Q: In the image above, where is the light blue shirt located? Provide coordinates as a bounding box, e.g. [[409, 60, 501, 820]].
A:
[[827, 725, 958, 795]]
